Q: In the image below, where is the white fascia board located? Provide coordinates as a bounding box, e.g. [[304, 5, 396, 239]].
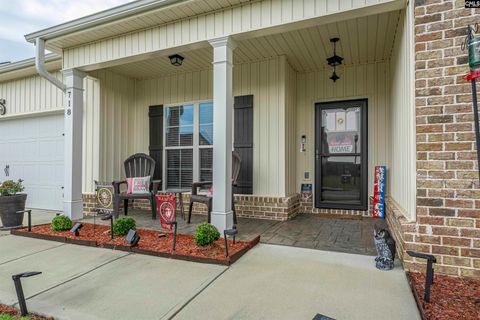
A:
[[24, 0, 186, 43]]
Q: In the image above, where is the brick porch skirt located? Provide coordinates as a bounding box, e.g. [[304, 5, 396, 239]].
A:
[[83, 192, 371, 221]]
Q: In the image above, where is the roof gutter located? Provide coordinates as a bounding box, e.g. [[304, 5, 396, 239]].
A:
[[0, 54, 60, 74], [25, 0, 186, 43], [35, 38, 66, 92]]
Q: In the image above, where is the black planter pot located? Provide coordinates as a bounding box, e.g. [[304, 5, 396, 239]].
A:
[[0, 194, 27, 228]]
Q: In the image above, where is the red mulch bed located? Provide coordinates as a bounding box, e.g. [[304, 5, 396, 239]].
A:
[[408, 272, 480, 320], [0, 304, 53, 319], [13, 223, 257, 265]]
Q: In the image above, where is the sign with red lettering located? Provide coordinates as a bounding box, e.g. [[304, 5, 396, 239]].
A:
[[155, 194, 176, 230]]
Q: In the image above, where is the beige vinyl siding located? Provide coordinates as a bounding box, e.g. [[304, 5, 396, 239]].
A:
[[284, 60, 297, 196], [82, 77, 101, 193], [0, 73, 100, 194], [0, 73, 64, 116], [233, 56, 288, 196], [388, 7, 415, 220], [90, 69, 136, 184], [99, 56, 289, 196], [295, 62, 389, 199], [63, 0, 401, 70]]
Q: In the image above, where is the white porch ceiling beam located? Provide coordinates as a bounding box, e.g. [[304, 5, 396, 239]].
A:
[[209, 36, 236, 233]]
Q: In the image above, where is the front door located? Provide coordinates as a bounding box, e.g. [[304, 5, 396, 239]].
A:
[[315, 99, 368, 210]]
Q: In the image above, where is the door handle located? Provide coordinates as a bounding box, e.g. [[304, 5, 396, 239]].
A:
[[315, 150, 320, 160], [4, 165, 9, 177]]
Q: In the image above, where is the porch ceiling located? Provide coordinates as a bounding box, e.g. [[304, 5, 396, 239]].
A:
[[107, 10, 401, 79]]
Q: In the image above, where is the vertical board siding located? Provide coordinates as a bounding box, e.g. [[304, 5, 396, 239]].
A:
[[295, 62, 389, 199], [91, 69, 136, 184], [388, 8, 415, 220], [124, 56, 288, 196], [233, 57, 287, 196], [63, 0, 399, 70], [0, 73, 63, 115], [0, 73, 100, 194], [82, 77, 101, 193], [285, 60, 297, 196]]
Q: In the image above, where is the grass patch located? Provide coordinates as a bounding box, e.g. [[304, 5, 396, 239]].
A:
[[0, 314, 31, 320]]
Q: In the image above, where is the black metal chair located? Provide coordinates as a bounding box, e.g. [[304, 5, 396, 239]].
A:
[[112, 153, 161, 219], [188, 151, 241, 224]]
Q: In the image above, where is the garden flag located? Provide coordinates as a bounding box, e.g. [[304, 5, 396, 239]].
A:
[[95, 181, 114, 215], [155, 194, 176, 230], [373, 166, 386, 219]]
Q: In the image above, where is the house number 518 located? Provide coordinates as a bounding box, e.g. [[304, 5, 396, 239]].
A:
[[66, 90, 72, 116]]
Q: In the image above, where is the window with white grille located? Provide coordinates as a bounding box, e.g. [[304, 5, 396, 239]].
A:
[[164, 102, 213, 189]]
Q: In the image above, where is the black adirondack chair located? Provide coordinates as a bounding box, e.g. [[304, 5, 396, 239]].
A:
[[188, 151, 241, 224], [112, 153, 161, 219]]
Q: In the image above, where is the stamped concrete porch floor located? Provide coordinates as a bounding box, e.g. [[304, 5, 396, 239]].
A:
[[83, 211, 387, 256]]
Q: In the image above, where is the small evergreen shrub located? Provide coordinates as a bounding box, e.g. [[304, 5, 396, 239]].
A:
[[51, 215, 73, 231], [113, 217, 136, 236], [194, 223, 220, 246]]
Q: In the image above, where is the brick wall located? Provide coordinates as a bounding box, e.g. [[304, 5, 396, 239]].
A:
[[299, 192, 372, 217], [125, 193, 301, 221], [82, 194, 97, 216], [401, 0, 480, 277]]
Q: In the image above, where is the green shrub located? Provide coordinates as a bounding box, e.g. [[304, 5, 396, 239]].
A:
[[113, 217, 136, 236], [51, 215, 73, 231], [194, 223, 220, 246]]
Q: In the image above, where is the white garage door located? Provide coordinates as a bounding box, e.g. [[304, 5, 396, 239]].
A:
[[0, 114, 64, 210]]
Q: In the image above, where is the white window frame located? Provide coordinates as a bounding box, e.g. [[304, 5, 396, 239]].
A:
[[162, 100, 213, 190]]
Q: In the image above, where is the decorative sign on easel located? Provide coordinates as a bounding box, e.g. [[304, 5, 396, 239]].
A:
[[373, 166, 386, 219], [95, 181, 114, 214], [156, 194, 176, 230]]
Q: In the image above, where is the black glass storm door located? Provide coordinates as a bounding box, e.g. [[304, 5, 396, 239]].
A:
[[315, 99, 368, 210]]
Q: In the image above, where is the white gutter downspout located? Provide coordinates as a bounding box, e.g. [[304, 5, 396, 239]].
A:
[[35, 38, 66, 92], [35, 37, 85, 219]]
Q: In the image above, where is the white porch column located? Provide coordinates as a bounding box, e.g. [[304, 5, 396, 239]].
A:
[[63, 69, 86, 219], [209, 36, 236, 233]]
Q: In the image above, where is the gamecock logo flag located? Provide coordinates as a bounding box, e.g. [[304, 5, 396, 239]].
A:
[[155, 194, 176, 230]]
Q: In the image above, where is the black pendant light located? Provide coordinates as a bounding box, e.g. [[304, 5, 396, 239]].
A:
[[327, 38, 343, 82]]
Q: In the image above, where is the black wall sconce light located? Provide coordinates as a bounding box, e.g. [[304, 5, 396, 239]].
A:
[[169, 54, 184, 67], [327, 38, 343, 82]]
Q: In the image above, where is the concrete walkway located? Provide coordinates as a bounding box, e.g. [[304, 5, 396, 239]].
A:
[[0, 211, 420, 320]]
